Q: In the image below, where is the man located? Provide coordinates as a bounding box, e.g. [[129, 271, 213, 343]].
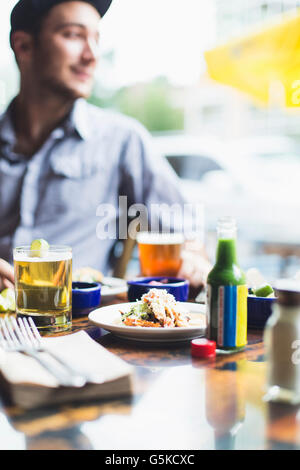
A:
[[0, 259, 14, 290], [0, 0, 211, 287]]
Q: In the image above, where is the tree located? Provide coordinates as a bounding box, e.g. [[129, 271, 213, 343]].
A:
[[89, 77, 184, 133]]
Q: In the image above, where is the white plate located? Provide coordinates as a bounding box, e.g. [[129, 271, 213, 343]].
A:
[[89, 302, 207, 342], [101, 277, 128, 301]]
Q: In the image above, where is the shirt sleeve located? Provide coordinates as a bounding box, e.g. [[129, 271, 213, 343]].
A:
[[118, 124, 203, 238]]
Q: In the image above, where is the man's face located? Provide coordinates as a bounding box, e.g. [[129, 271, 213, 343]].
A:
[[31, 1, 101, 99]]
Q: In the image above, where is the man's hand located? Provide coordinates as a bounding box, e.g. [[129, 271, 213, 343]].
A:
[[178, 240, 212, 289], [0, 259, 15, 290]]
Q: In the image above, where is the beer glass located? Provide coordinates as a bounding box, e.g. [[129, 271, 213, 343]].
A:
[[136, 232, 184, 277], [13, 246, 72, 332]]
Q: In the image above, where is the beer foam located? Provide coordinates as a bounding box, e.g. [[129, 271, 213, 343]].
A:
[[136, 232, 184, 245], [14, 251, 72, 262]]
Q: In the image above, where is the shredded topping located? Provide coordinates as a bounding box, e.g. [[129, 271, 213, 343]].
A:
[[120, 288, 190, 328]]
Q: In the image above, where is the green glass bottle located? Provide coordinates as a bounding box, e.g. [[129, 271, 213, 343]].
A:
[[207, 217, 248, 350]]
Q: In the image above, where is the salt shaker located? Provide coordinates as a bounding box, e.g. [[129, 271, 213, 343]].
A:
[[264, 280, 300, 404]]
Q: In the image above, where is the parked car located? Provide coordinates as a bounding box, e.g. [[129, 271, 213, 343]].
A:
[[152, 134, 300, 246]]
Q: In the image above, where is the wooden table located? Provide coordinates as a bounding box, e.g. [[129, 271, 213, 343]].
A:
[[1, 295, 300, 451]]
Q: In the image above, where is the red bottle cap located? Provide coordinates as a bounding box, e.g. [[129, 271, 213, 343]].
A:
[[191, 339, 216, 358]]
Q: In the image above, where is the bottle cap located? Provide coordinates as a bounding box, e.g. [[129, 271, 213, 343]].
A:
[[191, 338, 216, 358]]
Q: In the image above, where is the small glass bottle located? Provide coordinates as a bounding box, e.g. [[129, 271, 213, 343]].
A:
[[264, 280, 300, 404], [207, 217, 248, 351]]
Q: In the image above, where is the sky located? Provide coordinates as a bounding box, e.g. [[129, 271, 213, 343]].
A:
[[0, 0, 216, 91]]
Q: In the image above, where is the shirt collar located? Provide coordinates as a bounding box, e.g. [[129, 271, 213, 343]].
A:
[[66, 98, 93, 141], [0, 97, 92, 149], [0, 100, 17, 146]]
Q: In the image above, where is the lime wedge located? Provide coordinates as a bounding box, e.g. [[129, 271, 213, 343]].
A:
[[30, 239, 49, 258], [1, 288, 15, 311], [0, 294, 9, 313], [254, 284, 274, 298]]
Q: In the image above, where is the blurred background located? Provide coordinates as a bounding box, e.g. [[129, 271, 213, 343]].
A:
[[1, 0, 300, 282]]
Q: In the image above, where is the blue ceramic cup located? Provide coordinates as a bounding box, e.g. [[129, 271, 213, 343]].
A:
[[127, 277, 189, 302], [72, 282, 101, 317], [247, 294, 276, 329]]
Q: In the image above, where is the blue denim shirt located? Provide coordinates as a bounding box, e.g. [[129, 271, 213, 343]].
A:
[[0, 99, 191, 274]]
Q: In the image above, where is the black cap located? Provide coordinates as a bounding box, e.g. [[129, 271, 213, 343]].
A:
[[10, 0, 112, 34]]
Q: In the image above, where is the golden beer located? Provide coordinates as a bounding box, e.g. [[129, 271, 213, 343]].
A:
[[137, 232, 184, 277], [14, 246, 72, 331]]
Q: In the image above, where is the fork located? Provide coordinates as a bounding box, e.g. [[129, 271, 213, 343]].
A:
[[0, 317, 85, 388], [25, 318, 104, 384]]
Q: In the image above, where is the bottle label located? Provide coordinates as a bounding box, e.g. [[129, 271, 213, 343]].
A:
[[207, 284, 248, 348]]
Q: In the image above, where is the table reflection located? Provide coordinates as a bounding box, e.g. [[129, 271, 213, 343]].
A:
[[25, 427, 93, 450], [0, 406, 25, 450], [2, 325, 300, 450], [205, 365, 246, 450]]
